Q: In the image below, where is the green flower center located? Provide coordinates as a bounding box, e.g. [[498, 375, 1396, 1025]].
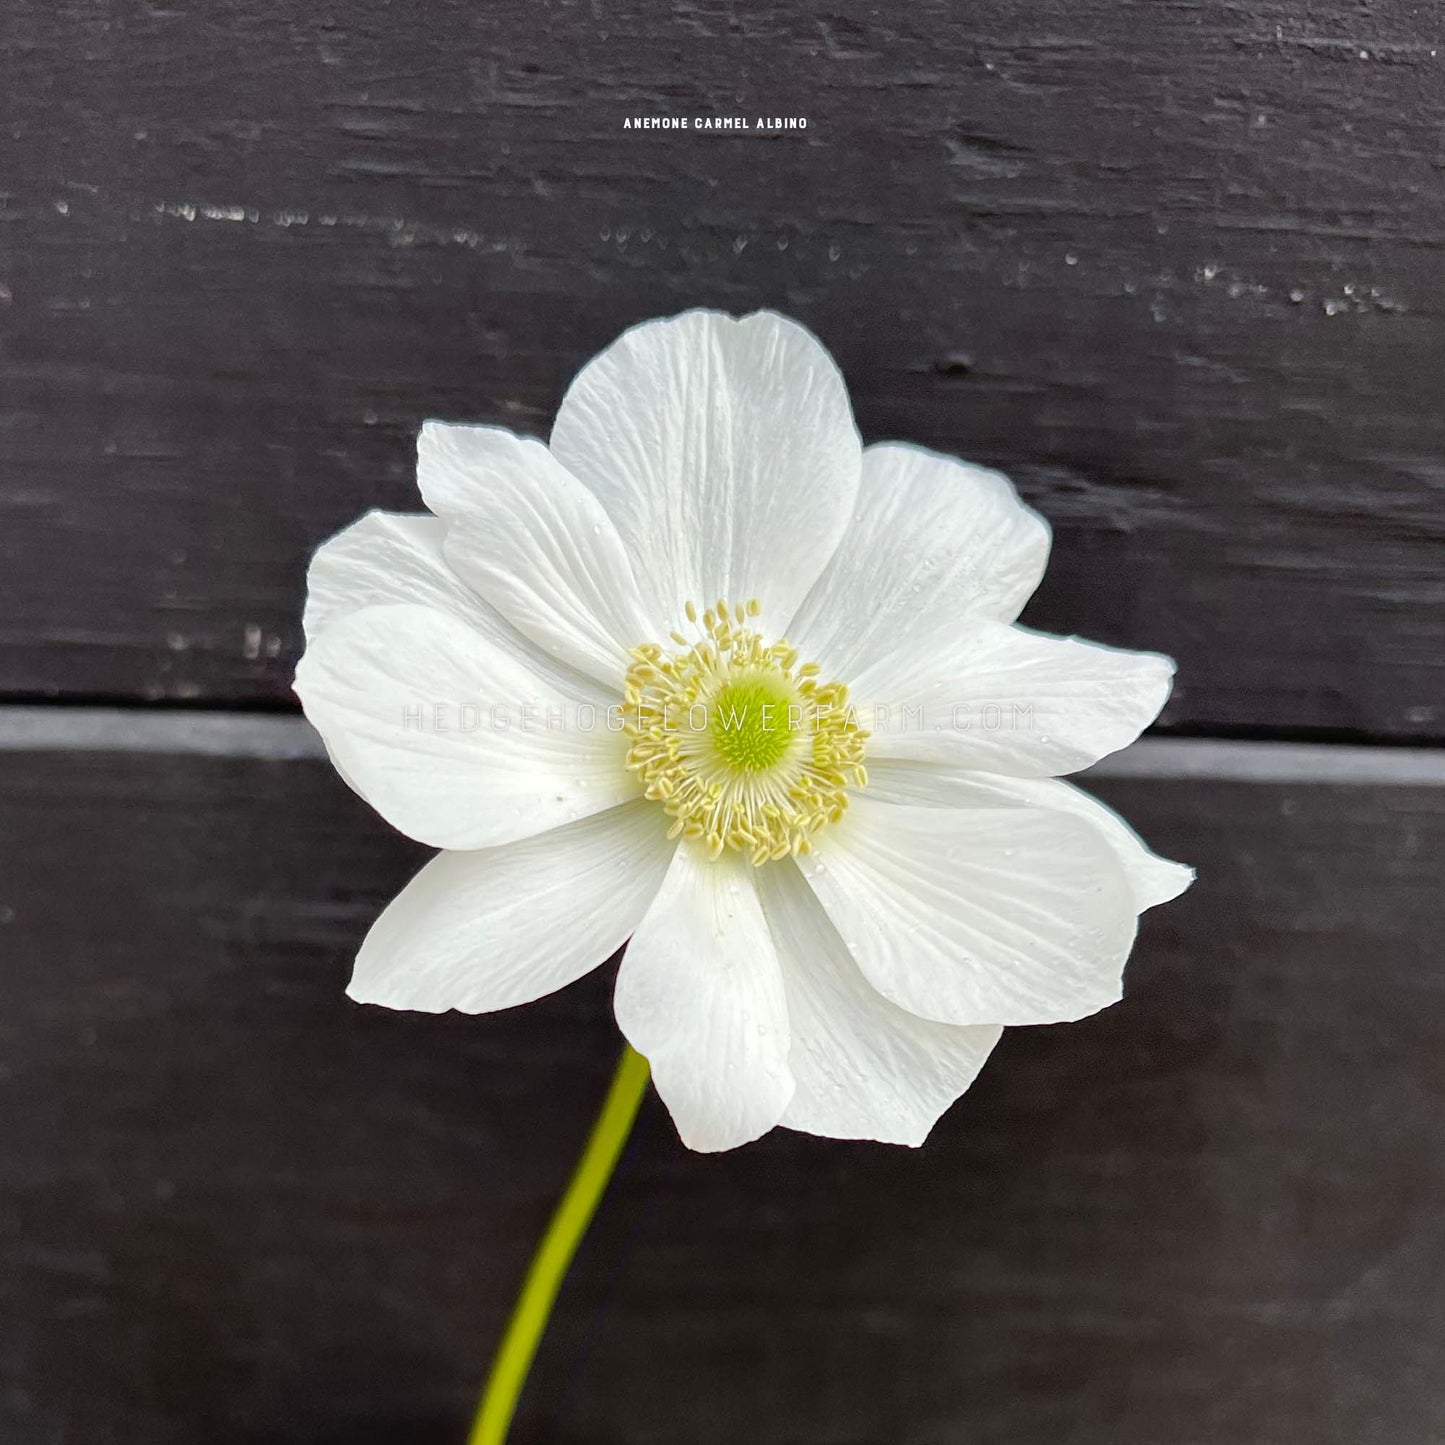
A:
[[622, 598, 870, 865], [708, 671, 801, 773]]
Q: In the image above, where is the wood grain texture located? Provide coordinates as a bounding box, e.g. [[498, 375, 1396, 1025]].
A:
[[2, 748, 1443, 1443], [1, 0, 1444, 735]]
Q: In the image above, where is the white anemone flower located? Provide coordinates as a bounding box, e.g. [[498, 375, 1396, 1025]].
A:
[[295, 309, 1192, 1153]]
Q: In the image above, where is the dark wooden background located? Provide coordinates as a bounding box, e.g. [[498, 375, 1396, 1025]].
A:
[[2, 2, 1443, 1441]]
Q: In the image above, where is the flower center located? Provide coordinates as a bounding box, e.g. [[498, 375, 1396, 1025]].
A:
[[709, 672, 798, 773], [622, 598, 869, 866]]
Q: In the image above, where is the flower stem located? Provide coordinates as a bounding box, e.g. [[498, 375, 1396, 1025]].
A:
[[466, 1042, 652, 1445]]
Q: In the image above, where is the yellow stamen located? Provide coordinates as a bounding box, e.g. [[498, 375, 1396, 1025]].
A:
[[622, 600, 869, 864]]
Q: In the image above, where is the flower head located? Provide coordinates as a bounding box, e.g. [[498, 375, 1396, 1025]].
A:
[[295, 310, 1192, 1152]]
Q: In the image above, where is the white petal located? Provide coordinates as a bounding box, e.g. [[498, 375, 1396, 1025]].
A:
[[303, 510, 489, 642], [865, 759, 1194, 911], [787, 442, 1050, 679], [294, 603, 634, 850], [857, 619, 1175, 776], [549, 310, 862, 631], [755, 862, 1002, 1146], [614, 845, 794, 1152], [349, 801, 675, 1014], [417, 423, 652, 687], [302, 510, 604, 697], [799, 796, 1138, 1026]]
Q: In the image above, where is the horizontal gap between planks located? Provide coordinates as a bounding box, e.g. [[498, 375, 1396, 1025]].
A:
[[0, 706, 1441, 785]]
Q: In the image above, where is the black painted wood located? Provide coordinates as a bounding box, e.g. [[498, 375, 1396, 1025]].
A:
[[2, 748, 1442, 1444], [2, 1, 1445, 735]]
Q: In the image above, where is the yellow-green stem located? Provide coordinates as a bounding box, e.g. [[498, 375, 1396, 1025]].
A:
[[466, 1043, 651, 1445]]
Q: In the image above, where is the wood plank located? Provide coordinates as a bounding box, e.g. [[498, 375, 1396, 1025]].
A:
[[9, 700, 1445, 783], [2, 745, 1442, 1442], [2, 2, 1445, 734]]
